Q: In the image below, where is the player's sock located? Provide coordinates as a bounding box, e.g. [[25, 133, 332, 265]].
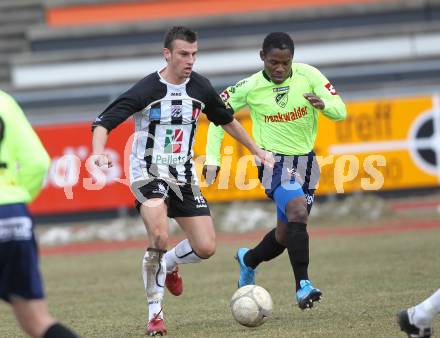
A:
[[43, 323, 79, 338], [286, 222, 309, 290], [164, 239, 203, 273], [243, 228, 285, 269], [412, 289, 440, 327], [142, 248, 166, 321]]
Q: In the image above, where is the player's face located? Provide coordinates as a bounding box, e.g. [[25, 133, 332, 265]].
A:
[[164, 39, 198, 79], [260, 48, 293, 84]]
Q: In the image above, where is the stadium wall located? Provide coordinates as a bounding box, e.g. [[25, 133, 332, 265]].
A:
[[45, 0, 386, 27]]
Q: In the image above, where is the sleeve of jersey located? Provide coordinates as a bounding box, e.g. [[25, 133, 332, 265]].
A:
[[221, 78, 250, 113], [205, 122, 225, 166], [202, 80, 234, 126], [5, 96, 50, 202], [205, 79, 250, 166], [310, 67, 347, 121], [92, 83, 144, 132]]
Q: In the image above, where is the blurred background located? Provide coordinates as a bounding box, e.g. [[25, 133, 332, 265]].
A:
[[1, 0, 439, 243]]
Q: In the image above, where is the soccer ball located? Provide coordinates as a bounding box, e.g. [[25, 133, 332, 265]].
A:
[[230, 285, 273, 327]]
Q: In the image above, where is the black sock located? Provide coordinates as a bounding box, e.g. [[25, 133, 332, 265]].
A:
[[43, 323, 79, 338], [244, 228, 285, 269], [286, 222, 309, 290]]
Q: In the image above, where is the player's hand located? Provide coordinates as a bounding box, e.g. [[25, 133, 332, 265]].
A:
[[303, 93, 325, 110], [93, 154, 113, 168], [256, 149, 275, 168], [202, 165, 220, 185]]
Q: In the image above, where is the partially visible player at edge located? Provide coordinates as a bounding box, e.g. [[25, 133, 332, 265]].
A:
[[204, 32, 347, 310], [91, 26, 273, 336], [0, 91, 80, 338], [397, 288, 440, 338]]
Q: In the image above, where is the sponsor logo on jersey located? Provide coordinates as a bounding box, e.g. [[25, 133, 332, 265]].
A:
[[170, 92, 181, 96], [171, 105, 182, 119], [220, 90, 230, 102], [149, 107, 161, 121], [273, 86, 289, 93], [275, 92, 288, 108], [220, 90, 231, 108], [325, 82, 337, 95], [264, 106, 308, 123], [164, 128, 183, 153], [235, 79, 248, 88], [154, 154, 187, 165]]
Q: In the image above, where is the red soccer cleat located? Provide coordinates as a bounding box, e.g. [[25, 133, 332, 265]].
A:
[[146, 313, 167, 336], [165, 266, 183, 296]]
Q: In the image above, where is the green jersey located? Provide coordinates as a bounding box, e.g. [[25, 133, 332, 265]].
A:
[[0, 91, 50, 205], [205, 63, 347, 165]]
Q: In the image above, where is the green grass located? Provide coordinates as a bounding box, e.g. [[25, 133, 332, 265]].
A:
[[0, 229, 439, 337]]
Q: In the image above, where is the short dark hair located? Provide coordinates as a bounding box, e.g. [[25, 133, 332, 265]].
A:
[[164, 26, 197, 50], [262, 32, 294, 55]]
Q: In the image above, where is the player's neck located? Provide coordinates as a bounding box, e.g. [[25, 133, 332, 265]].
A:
[[160, 67, 187, 85]]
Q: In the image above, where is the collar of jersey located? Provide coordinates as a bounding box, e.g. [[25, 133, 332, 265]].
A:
[[157, 70, 190, 87]]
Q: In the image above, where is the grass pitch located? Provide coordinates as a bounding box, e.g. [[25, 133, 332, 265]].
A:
[[0, 227, 439, 337]]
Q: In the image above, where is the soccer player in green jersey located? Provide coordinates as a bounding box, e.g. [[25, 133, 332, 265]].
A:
[[0, 91, 79, 338], [204, 32, 347, 310]]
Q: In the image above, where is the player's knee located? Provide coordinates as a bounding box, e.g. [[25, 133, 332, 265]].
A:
[[285, 199, 308, 223], [194, 241, 216, 259]]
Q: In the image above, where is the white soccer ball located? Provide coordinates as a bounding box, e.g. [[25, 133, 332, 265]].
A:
[[230, 285, 273, 327]]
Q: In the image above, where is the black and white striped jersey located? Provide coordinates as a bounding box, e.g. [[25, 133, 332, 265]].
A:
[[92, 71, 233, 185]]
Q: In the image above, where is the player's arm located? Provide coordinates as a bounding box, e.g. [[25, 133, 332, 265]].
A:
[[2, 94, 50, 202], [203, 80, 273, 175], [204, 79, 252, 182], [205, 122, 224, 167], [91, 83, 144, 167], [92, 125, 113, 167], [304, 66, 347, 121], [221, 118, 273, 167], [203, 122, 223, 183]]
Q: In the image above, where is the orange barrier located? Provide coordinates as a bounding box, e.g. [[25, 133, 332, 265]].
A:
[[47, 0, 385, 27]]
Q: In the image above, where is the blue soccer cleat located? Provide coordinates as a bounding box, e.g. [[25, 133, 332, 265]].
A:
[[296, 280, 322, 310], [235, 248, 256, 288]]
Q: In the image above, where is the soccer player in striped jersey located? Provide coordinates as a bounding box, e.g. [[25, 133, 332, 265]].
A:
[[92, 26, 273, 336], [0, 91, 79, 338], [204, 32, 347, 310]]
